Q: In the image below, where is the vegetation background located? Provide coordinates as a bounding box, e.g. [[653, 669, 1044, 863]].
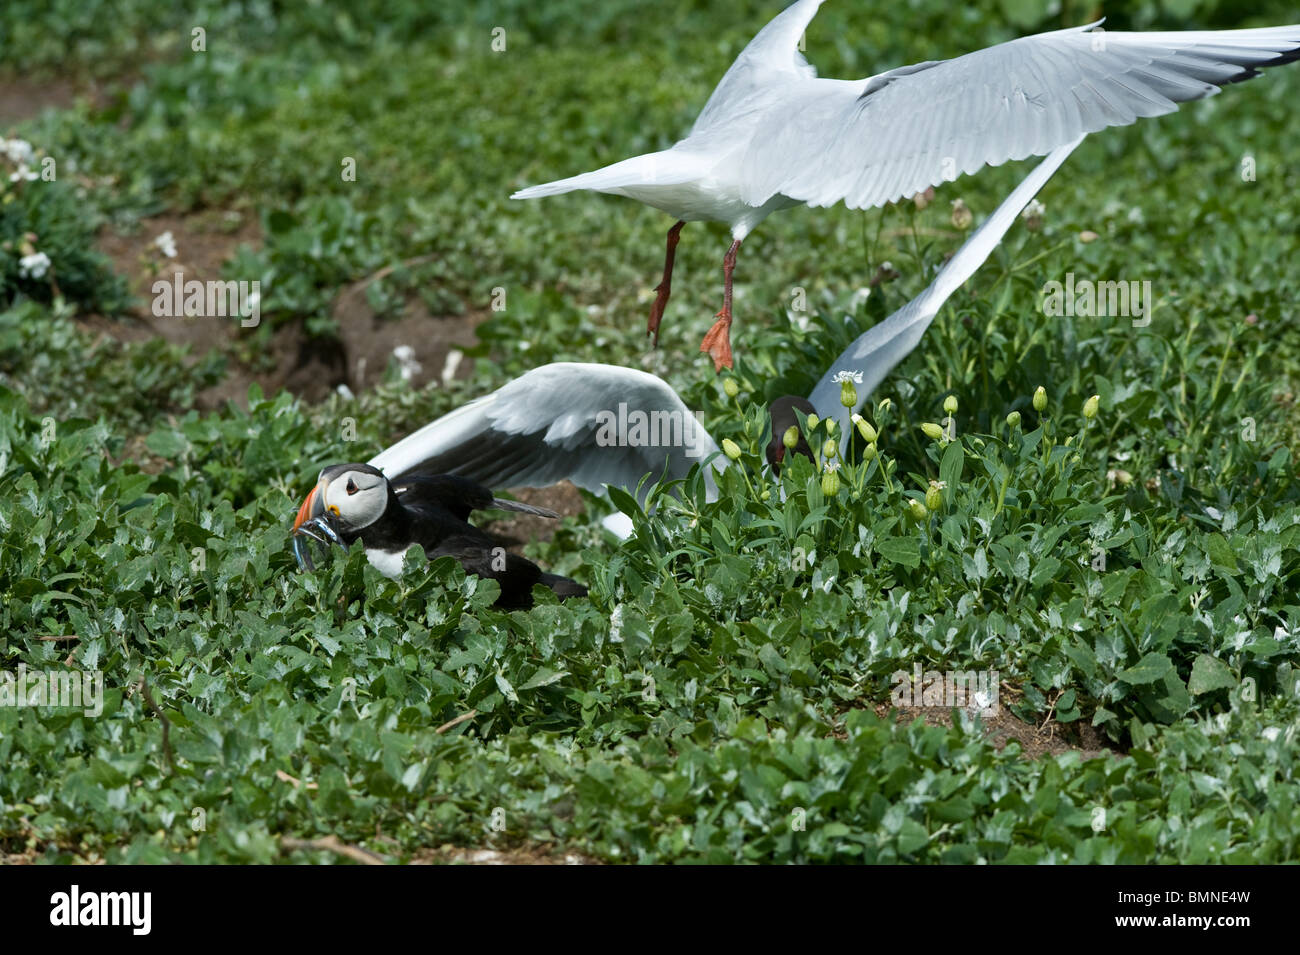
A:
[[1, 0, 1298, 862]]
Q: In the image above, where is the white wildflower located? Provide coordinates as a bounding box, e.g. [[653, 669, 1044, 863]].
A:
[[831, 369, 863, 384], [1, 139, 34, 165], [18, 251, 51, 279], [153, 231, 178, 258], [392, 344, 422, 382]]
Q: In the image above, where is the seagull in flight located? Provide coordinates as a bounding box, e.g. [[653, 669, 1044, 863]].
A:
[[512, 0, 1300, 370]]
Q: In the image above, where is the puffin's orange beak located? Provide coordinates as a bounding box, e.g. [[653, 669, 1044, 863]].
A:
[[293, 485, 323, 533]]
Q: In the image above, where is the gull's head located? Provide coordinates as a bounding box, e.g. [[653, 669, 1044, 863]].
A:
[[766, 395, 817, 473]]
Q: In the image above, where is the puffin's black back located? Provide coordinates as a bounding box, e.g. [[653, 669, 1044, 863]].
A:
[[361, 474, 586, 609]]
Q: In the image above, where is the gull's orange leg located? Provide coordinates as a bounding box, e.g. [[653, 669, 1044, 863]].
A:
[[700, 238, 742, 372], [647, 220, 686, 345]]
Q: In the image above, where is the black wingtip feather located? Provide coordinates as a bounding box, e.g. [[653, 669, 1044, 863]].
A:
[[491, 498, 561, 519]]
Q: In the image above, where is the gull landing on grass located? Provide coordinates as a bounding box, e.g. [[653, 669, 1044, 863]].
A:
[[512, 0, 1300, 371]]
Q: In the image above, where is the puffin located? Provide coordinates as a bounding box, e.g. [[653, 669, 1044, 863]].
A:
[[293, 463, 587, 609], [513, 0, 1300, 369]]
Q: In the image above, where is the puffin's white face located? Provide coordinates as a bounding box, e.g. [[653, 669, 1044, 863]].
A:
[[321, 467, 388, 530]]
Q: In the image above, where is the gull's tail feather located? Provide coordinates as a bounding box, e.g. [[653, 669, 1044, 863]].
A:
[[511, 150, 700, 200]]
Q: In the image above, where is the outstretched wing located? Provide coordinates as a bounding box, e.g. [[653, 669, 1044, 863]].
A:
[[741, 21, 1300, 210], [368, 362, 721, 503], [690, 0, 826, 136], [807, 136, 1083, 421]]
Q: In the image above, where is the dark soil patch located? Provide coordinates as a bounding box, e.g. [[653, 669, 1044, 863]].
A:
[[870, 699, 1120, 761], [0, 75, 102, 124], [91, 212, 489, 407], [483, 482, 587, 545], [331, 268, 485, 396]]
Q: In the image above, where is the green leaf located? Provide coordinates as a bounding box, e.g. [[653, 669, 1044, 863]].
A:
[[876, 537, 920, 569], [1118, 652, 1173, 686], [1188, 654, 1237, 696]]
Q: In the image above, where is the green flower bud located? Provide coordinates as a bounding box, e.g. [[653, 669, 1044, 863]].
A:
[[908, 498, 929, 521], [853, 414, 877, 444], [822, 438, 838, 459], [925, 482, 943, 513], [943, 395, 958, 415], [722, 438, 742, 461], [824, 417, 836, 435], [723, 377, 740, 398], [821, 469, 841, 497], [1083, 394, 1100, 420], [1006, 411, 1021, 429], [840, 379, 857, 408], [783, 425, 800, 451], [862, 442, 878, 462], [921, 422, 944, 441], [806, 413, 819, 432], [1033, 386, 1047, 412], [877, 398, 892, 415]]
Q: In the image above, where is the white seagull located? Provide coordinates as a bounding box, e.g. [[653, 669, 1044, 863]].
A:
[[512, 0, 1300, 370], [367, 136, 1078, 538]]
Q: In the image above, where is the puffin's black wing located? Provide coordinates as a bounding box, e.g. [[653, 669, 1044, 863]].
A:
[[392, 474, 559, 524], [431, 534, 586, 609]]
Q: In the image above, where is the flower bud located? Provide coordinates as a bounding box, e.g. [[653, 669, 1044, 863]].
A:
[[840, 378, 857, 408], [908, 498, 928, 521], [723, 378, 739, 398], [925, 482, 943, 513], [921, 422, 944, 441], [862, 442, 878, 462], [821, 469, 841, 497], [822, 438, 838, 460], [853, 414, 877, 444], [943, 395, 958, 415], [1083, 394, 1100, 420], [1078, 230, 1099, 243], [1033, 386, 1047, 413], [1006, 411, 1021, 429], [951, 199, 973, 231], [783, 425, 800, 451], [806, 413, 819, 432], [722, 438, 742, 461]]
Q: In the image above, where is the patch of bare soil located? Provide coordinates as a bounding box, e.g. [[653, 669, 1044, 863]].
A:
[[330, 265, 486, 397], [483, 482, 587, 545], [869, 695, 1120, 761], [91, 213, 488, 407], [0, 75, 102, 124], [89, 209, 277, 407]]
